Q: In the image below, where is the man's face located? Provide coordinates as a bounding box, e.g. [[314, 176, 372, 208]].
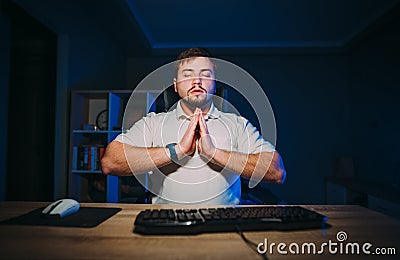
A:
[[174, 57, 216, 108]]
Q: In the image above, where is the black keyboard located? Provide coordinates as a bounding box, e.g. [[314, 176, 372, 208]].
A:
[[133, 206, 328, 235]]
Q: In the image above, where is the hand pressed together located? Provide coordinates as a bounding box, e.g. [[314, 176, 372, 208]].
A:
[[176, 108, 216, 160]]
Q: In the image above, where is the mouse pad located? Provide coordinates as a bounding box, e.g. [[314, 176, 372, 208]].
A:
[[0, 207, 121, 228]]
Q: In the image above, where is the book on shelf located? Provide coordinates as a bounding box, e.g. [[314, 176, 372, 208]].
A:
[[72, 145, 105, 172]]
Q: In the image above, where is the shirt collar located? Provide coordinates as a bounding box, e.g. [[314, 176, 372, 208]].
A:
[[175, 100, 221, 121]]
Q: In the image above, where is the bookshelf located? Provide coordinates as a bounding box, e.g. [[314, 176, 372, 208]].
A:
[[68, 90, 162, 203]]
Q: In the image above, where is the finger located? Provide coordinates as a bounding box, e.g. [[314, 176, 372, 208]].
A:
[[187, 110, 199, 132], [198, 112, 208, 135], [189, 110, 198, 125], [193, 110, 201, 128], [195, 108, 202, 119]]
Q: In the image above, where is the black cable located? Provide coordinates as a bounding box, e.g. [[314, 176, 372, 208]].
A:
[[235, 225, 268, 260]]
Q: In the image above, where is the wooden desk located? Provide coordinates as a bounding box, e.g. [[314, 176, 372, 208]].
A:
[[0, 202, 399, 259]]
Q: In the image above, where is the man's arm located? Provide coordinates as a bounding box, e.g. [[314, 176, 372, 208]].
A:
[[212, 149, 285, 184], [101, 110, 200, 176], [197, 111, 286, 184], [101, 141, 171, 176]]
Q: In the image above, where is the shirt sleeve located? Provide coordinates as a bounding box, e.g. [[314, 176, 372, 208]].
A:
[[236, 117, 275, 154], [114, 112, 156, 147]]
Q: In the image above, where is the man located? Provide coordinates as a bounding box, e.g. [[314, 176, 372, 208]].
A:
[[101, 48, 285, 204]]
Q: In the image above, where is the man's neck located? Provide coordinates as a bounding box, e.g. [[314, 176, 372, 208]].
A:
[[180, 101, 212, 116]]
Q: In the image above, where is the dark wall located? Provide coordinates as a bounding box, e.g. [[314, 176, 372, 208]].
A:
[[349, 15, 400, 185], [4, 1, 57, 201], [7, 0, 127, 90], [0, 15, 11, 201]]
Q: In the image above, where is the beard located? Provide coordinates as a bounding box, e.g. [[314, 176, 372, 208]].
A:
[[181, 93, 212, 108]]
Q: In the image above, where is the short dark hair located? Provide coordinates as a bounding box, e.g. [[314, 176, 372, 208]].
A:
[[174, 47, 215, 76], [176, 47, 211, 60]]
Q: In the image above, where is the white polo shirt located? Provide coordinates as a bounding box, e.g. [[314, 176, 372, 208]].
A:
[[115, 101, 275, 205]]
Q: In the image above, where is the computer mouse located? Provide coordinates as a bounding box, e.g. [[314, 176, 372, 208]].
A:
[[42, 199, 80, 218]]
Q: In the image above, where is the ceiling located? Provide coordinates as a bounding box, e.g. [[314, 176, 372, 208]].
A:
[[13, 0, 400, 56]]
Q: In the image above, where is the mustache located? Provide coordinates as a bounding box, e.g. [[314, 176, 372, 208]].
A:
[[187, 85, 207, 95]]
